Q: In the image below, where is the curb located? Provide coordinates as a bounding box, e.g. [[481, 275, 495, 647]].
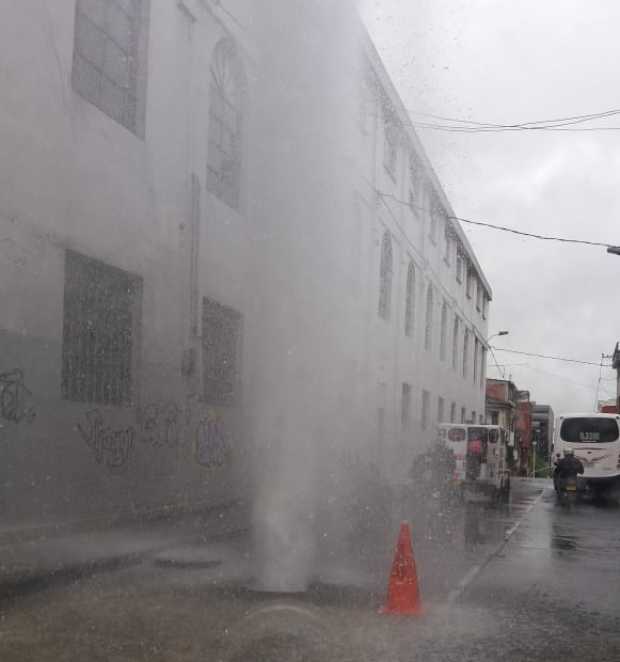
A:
[[447, 489, 544, 604], [0, 525, 249, 605]]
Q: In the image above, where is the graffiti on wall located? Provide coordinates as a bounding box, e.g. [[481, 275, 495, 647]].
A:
[[0, 369, 36, 425], [78, 409, 135, 472], [76, 396, 233, 473], [138, 402, 181, 448]]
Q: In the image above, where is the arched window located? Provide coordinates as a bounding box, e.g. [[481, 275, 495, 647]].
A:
[[440, 301, 448, 361], [404, 261, 416, 337], [424, 284, 434, 351], [207, 38, 245, 209], [378, 231, 393, 320]]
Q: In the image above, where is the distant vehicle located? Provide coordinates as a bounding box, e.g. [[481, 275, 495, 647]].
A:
[[553, 413, 620, 496], [437, 424, 511, 502]]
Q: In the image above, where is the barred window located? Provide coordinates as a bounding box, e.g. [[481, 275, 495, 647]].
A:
[[207, 38, 245, 210], [404, 261, 416, 337], [62, 250, 142, 406], [378, 231, 393, 320], [72, 0, 149, 136], [202, 298, 242, 406]]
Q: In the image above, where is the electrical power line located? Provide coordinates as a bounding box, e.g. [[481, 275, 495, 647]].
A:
[[449, 216, 613, 249], [406, 107, 620, 133], [491, 346, 612, 367], [374, 187, 616, 250], [408, 108, 620, 129]]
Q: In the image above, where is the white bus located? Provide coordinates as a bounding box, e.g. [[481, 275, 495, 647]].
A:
[[437, 424, 511, 501], [553, 413, 620, 496]]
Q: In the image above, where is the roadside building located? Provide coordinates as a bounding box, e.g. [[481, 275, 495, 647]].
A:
[[486, 378, 519, 468], [515, 392, 534, 475], [531, 403, 554, 461], [0, 1, 491, 533], [598, 398, 619, 414]]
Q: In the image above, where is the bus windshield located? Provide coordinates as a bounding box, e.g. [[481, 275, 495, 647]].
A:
[[560, 417, 620, 444]]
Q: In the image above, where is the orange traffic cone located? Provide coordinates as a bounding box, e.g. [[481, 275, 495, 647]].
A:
[[379, 521, 423, 616]]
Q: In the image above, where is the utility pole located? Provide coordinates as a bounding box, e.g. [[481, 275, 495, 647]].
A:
[[594, 353, 613, 411]]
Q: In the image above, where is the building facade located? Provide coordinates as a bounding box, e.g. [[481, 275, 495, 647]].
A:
[[0, 1, 491, 532], [532, 403, 554, 461]]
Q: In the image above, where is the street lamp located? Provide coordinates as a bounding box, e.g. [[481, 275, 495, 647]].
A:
[[486, 331, 509, 379], [486, 330, 509, 343]]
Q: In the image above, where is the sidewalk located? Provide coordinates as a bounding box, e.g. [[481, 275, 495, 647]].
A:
[[0, 500, 250, 600]]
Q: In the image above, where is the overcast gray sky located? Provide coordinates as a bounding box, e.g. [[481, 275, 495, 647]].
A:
[[362, 0, 620, 414]]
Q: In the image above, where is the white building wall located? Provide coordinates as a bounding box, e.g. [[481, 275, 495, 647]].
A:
[[0, 1, 491, 528]]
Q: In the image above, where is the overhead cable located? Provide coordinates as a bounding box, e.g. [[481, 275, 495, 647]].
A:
[[406, 107, 620, 133], [491, 346, 612, 367], [373, 188, 615, 249]]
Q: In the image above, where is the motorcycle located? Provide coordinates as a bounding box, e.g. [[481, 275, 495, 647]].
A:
[[557, 475, 578, 509]]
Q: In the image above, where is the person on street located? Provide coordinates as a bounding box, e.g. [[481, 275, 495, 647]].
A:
[[555, 449, 584, 491]]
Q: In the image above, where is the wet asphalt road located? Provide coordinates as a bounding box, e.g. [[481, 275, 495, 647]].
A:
[[1, 480, 620, 661]]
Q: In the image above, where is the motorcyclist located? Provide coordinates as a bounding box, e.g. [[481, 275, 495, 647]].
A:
[[555, 449, 584, 491]]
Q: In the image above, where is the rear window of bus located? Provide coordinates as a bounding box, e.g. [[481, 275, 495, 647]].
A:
[[560, 418, 620, 443]]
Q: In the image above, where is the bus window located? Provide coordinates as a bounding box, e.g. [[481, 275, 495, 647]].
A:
[[447, 427, 466, 442], [560, 417, 620, 444]]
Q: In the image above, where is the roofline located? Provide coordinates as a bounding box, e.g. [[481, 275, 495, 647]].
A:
[[358, 21, 493, 299]]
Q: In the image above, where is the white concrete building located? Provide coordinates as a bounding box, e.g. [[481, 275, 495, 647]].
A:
[[0, 0, 490, 531], [354, 38, 491, 478]]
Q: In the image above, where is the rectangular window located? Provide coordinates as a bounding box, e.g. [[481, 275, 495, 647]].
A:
[[429, 206, 440, 245], [421, 389, 430, 430], [481, 347, 487, 390], [466, 268, 474, 299], [444, 227, 452, 265], [456, 251, 464, 284], [476, 280, 483, 312], [463, 328, 470, 379], [62, 250, 142, 406], [401, 383, 412, 430], [450, 402, 456, 423], [482, 294, 489, 320], [472, 411, 476, 424], [383, 115, 399, 178], [491, 411, 499, 426], [72, 0, 149, 137], [438, 396, 445, 423], [473, 337, 480, 384], [461, 407, 466, 424], [452, 315, 460, 370], [440, 301, 448, 361], [479, 414, 484, 424], [202, 297, 242, 405]]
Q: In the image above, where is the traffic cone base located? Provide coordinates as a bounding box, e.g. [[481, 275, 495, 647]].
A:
[[379, 521, 423, 616]]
